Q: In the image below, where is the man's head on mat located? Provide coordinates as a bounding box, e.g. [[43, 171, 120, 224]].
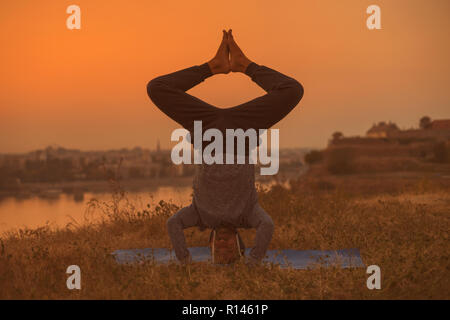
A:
[[209, 226, 244, 264]]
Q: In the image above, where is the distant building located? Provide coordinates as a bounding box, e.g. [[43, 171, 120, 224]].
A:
[[365, 118, 450, 141], [430, 119, 450, 130], [366, 122, 399, 138]]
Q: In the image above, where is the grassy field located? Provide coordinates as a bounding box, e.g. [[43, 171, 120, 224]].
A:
[[0, 173, 449, 299]]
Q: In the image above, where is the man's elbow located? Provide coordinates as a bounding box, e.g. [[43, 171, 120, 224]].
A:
[[147, 77, 167, 101], [146, 78, 166, 101], [286, 80, 304, 106]]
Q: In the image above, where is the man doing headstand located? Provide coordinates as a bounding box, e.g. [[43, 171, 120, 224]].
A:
[[147, 30, 304, 265]]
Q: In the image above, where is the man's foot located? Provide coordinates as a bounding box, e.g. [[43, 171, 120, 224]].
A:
[[207, 30, 231, 75], [227, 29, 252, 73]]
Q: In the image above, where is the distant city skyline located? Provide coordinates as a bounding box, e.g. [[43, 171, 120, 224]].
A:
[[0, 143, 313, 155]]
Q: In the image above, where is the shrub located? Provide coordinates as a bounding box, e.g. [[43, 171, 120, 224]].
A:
[[315, 179, 336, 191], [304, 150, 324, 165], [433, 142, 448, 163], [326, 148, 355, 174]]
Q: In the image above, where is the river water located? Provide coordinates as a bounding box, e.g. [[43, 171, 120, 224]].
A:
[[0, 180, 287, 234], [0, 185, 194, 233]]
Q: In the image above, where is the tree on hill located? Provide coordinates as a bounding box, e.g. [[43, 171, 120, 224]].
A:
[[332, 131, 343, 141], [420, 116, 432, 129]]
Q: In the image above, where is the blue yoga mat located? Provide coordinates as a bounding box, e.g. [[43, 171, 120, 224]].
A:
[[112, 247, 364, 269]]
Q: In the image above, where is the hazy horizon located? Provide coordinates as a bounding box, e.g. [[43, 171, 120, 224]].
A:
[[0, 144, 316, 155]]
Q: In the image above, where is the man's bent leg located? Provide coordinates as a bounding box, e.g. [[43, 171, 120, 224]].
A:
[[167, 204, 200, 263], [147, 64, 220, 132], [225, 63, 304, 130]]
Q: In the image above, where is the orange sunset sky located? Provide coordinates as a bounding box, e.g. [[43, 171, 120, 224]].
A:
[[1, 0, 449, 153]]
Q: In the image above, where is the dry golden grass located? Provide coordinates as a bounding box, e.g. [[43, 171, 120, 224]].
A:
[[0, 176, 449, 299]]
